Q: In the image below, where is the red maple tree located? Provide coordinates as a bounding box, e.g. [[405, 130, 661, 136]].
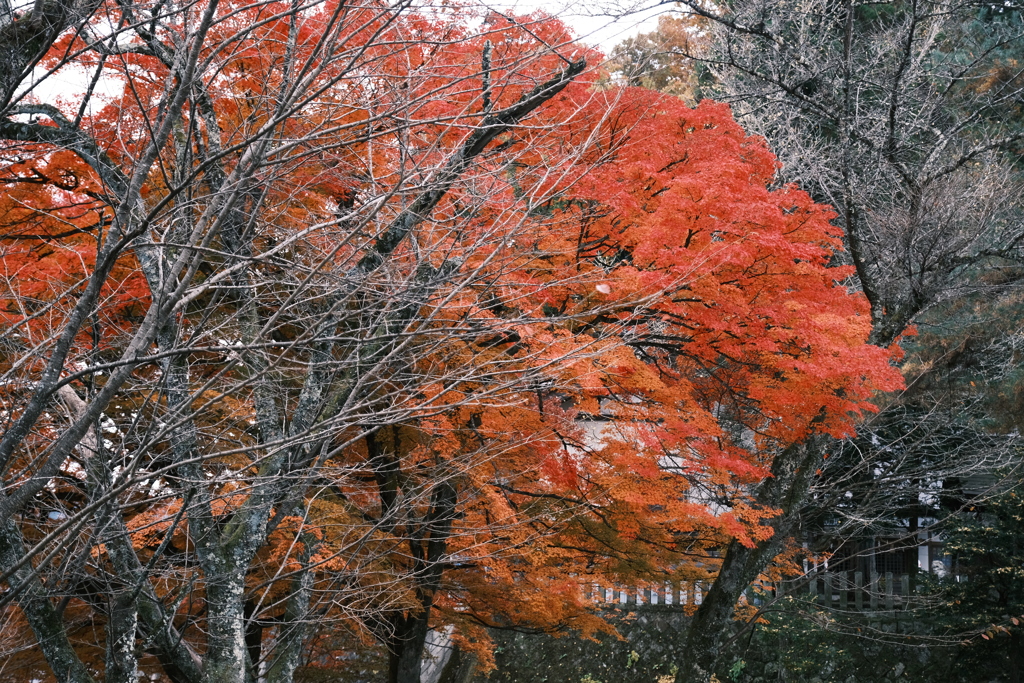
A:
[[0, 3, 901, 682]]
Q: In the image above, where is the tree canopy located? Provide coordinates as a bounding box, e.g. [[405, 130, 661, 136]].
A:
[[0, 2, 902, 682]]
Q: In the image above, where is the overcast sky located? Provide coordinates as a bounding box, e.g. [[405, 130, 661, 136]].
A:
[[492, 0, 667, 52], [19, 0, 668, 105]]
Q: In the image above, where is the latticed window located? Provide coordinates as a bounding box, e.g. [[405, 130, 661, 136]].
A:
[[873, 546, 907, 575]]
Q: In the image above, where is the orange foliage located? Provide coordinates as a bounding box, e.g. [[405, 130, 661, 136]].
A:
[[0, 2, 903, 679]]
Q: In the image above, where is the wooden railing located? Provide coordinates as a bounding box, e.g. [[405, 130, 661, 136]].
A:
[[584, 581, 709, 609], [782, 571, 908, 610], [766, 570, 966, 611], [583, 571, 962, 612]]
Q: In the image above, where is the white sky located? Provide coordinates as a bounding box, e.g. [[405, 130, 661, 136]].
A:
[[496, 0, 667, 52], [20, 0, 667, 104]]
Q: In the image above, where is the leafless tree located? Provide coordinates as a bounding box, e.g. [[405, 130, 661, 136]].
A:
[[0, 2, 601, 682]]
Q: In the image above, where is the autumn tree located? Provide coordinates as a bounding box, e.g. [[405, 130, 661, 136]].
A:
[[605, 14, 703, 97], [0, 4, 597, 681], [0, 1, 902, 682], [594, 0, 1024, 678]]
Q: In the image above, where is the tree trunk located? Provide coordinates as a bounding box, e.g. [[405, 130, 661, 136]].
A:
[[388, 479, 458, 683], [679, 543, 767, 681], [389, 612, 432, 683], [438, 645, 477, 683], [0, 520, 96, 683], [105, 590, 140, 683], [203, 567, 250, 683], [678, 433, 830, 682]]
